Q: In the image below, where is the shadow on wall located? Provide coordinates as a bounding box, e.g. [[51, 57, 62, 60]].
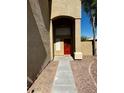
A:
[[27, 1, 47, 88], [39, 0, 51, 31]]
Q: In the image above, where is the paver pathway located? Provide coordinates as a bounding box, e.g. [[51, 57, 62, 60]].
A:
[[52, 55, 78, 93]]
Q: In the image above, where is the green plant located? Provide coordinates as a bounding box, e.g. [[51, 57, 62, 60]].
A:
[[81, 36, 89, 41]]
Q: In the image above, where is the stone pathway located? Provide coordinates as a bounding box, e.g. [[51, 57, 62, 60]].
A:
[[52, 55, 78, 93]]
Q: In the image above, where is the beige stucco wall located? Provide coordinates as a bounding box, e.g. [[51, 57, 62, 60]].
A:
[[50, 0, 82, 58], [75, 19, 81, 52], [27, 0, 51, 88], [54, 41, 64, 56], [51, 0, 81, 19], [81, 41, 93, 55]]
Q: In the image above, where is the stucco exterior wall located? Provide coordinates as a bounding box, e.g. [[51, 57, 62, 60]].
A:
[[51, 0, 81, 19], [54, 41, 64, 56], [50, 0, 82, 58], [81, 41, 93, 55], [27, 0, 51, 88], [75, 19, 81, 52]]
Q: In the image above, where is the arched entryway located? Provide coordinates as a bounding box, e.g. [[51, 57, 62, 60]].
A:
[[52, 16, 75, 57]]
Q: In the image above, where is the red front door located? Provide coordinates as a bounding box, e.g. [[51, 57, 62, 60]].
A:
[[64, 39, 72, 55]]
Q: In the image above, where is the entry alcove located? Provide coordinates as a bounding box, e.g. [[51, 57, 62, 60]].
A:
[[52, 16, 75, 57]]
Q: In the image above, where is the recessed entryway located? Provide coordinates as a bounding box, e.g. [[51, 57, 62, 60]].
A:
[[52, 16, 75, 57]]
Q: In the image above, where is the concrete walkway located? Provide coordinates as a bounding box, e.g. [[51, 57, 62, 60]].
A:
[[52, 55, 78, 93]]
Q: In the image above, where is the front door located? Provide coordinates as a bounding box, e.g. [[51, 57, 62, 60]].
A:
[[64, 39, 72, 55]]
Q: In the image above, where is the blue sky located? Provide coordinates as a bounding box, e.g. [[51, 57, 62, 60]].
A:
[[81, 6, 93, 38]]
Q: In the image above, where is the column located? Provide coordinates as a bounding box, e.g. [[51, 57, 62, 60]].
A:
[[74, 18, 83, 59]]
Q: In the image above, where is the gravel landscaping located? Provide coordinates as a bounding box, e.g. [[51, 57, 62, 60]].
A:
[[71, 56, 97, 93]]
